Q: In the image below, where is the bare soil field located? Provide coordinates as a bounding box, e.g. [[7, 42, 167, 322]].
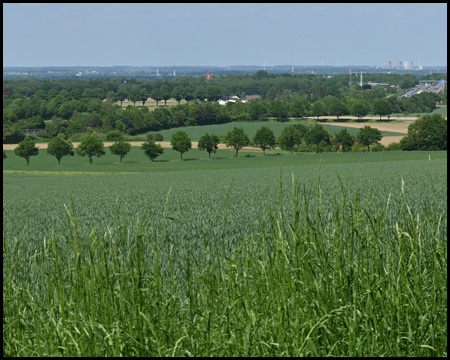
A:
[[320, 122, 410, 133]]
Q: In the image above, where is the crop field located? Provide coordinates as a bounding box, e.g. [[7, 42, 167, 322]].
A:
[[158, 121, 406, 142], [390, 105, 447, 118], [3, 151, 447, 356]]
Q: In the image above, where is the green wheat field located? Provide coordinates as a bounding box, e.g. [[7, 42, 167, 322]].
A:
[[3, 149, 447, 356]]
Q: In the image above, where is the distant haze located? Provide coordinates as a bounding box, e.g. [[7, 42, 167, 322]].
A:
[[3, 3, 447, 67]]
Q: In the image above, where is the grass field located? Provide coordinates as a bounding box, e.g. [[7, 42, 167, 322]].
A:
[[157, 121, 405, 142], [3, 150, 447, 356], [390, 105, 447, 118]]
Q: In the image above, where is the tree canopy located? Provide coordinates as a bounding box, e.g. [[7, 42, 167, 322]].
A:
[[400, 113, 447, 151], [355, 125, 382, 151], [141, 140, 164, 161], [304, 124, 331, 153], [198, 133, 220, 158], [170, 131, 192, 159], [224, 127, 250, 156], [14, 135, 39, 166], [76, 133, 106, 164], [277, 125, 302, 153], [47, 133, 74, 165], [253, 126, 276, 154], [109, 140, 131, 162]]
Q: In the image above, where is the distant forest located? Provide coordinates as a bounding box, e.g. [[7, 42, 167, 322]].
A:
[[3, 72, 446, 143]]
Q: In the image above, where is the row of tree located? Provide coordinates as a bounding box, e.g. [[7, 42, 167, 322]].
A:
[[6, 113, 446, 166]]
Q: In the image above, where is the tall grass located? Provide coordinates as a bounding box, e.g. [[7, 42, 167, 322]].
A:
[[3, 174, 447, 356]]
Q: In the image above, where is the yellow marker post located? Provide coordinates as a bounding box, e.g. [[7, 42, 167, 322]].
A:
[[429, 155, 431, 161]]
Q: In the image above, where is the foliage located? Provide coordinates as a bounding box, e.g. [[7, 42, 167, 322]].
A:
[[386, 142, 402, 151], [13, 135, 39, 166], [47, 133, 75, 165], [334, 128, 355, 152], [304, 124, 332, 153], [356, 125, 382, 151], [351, 101, 370, 120], [170, 131, 192, 159], [372, 98, 393, 120], [155, 133, 164, 141], [3, 149, 7, 159], [197, 133, 220, 158], [109, 140, 132, 162], [253, 126, 277, 154], [76, 133, 106, 164], [106, 130, 124, 142], [224, 126, 250, 156], [400, 113, 447, 151], [276, 125, 302, 154], [141, 140, 164, 161]]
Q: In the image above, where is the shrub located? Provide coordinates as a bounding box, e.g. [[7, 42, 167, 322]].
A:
[[386, 142, 402, 151], [370, 143, 386, 152], [155, 133, 163, 141]]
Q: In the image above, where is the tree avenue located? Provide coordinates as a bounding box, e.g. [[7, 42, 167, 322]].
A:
[[198, 133, 220, 158], [170, 131, 192, 159], [76, 133, 106, 164], [141, 140, 164, 161], [253, 126, 276, 154], [14, 135, 39, 166], [356, 125, 382, 151], [224, 126, 250, 156], [47, 133, 75, 165]]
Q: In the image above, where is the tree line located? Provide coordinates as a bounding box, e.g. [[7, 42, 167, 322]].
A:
[[5, 114, 446, 166]]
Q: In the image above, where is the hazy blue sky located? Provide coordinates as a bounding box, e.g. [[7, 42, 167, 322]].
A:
[[3, 3, 447, 67]]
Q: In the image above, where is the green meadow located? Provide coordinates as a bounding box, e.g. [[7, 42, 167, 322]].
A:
[[157, 121, 406, 141], [3, 148, 447, 356]]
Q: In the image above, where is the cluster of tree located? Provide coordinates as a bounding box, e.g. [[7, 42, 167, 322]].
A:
[[399, 113, 447, 151]]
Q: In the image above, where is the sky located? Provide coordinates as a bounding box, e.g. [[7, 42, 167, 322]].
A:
[[3, 3, 447, 68]]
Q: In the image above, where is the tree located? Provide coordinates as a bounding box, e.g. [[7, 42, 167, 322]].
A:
[[76, 133, 106, 164], [128, 88, 140, 106], [109, 140, 131, 162], [139, 89, 149, 106], [3, 149, 7, 159], [400, 113, 447, 151], [328, 101, 348, 120], [171, 86, 185, 104], [351, 102, 369, 120], [270, 100, 288, 119], [277, 125, 302, 154], [195, 87, 207, 103], [253, 126, 276, 154], [170, 131, 192, 159], [184, 86, 195, 104], [310, 100, 327, 120], [290, 100, 307, 118], [224, 126, 250, 156], [356, 125, 382, 151], [198, 133, 220, 158], [47, 133, 75, 165], [334, 128, 355, 152], [141, 140, 164, 161], [116, 89, 127, 107], [14, 135, 39, 166], [373, 98, 393, 120], [160, 85, 171, 106], [151, 89, 163, 106], [304, 124, 331, 153], [206, 86, 223, 102], [106, 130, 124, 142], [106, 91, 117, 103]]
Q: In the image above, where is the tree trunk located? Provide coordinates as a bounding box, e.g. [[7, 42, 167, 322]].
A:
[[156, 101, 159, 106], [58, 159, 61, 165], [263, 148, 266, 155], [235, 149, 238, 156], [120, 156, 123, 162], [209, 152, 211, 158], [181, 152, 183, 159]]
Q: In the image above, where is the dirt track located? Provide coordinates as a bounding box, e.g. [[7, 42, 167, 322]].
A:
[[320, 122, 409, 134]]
